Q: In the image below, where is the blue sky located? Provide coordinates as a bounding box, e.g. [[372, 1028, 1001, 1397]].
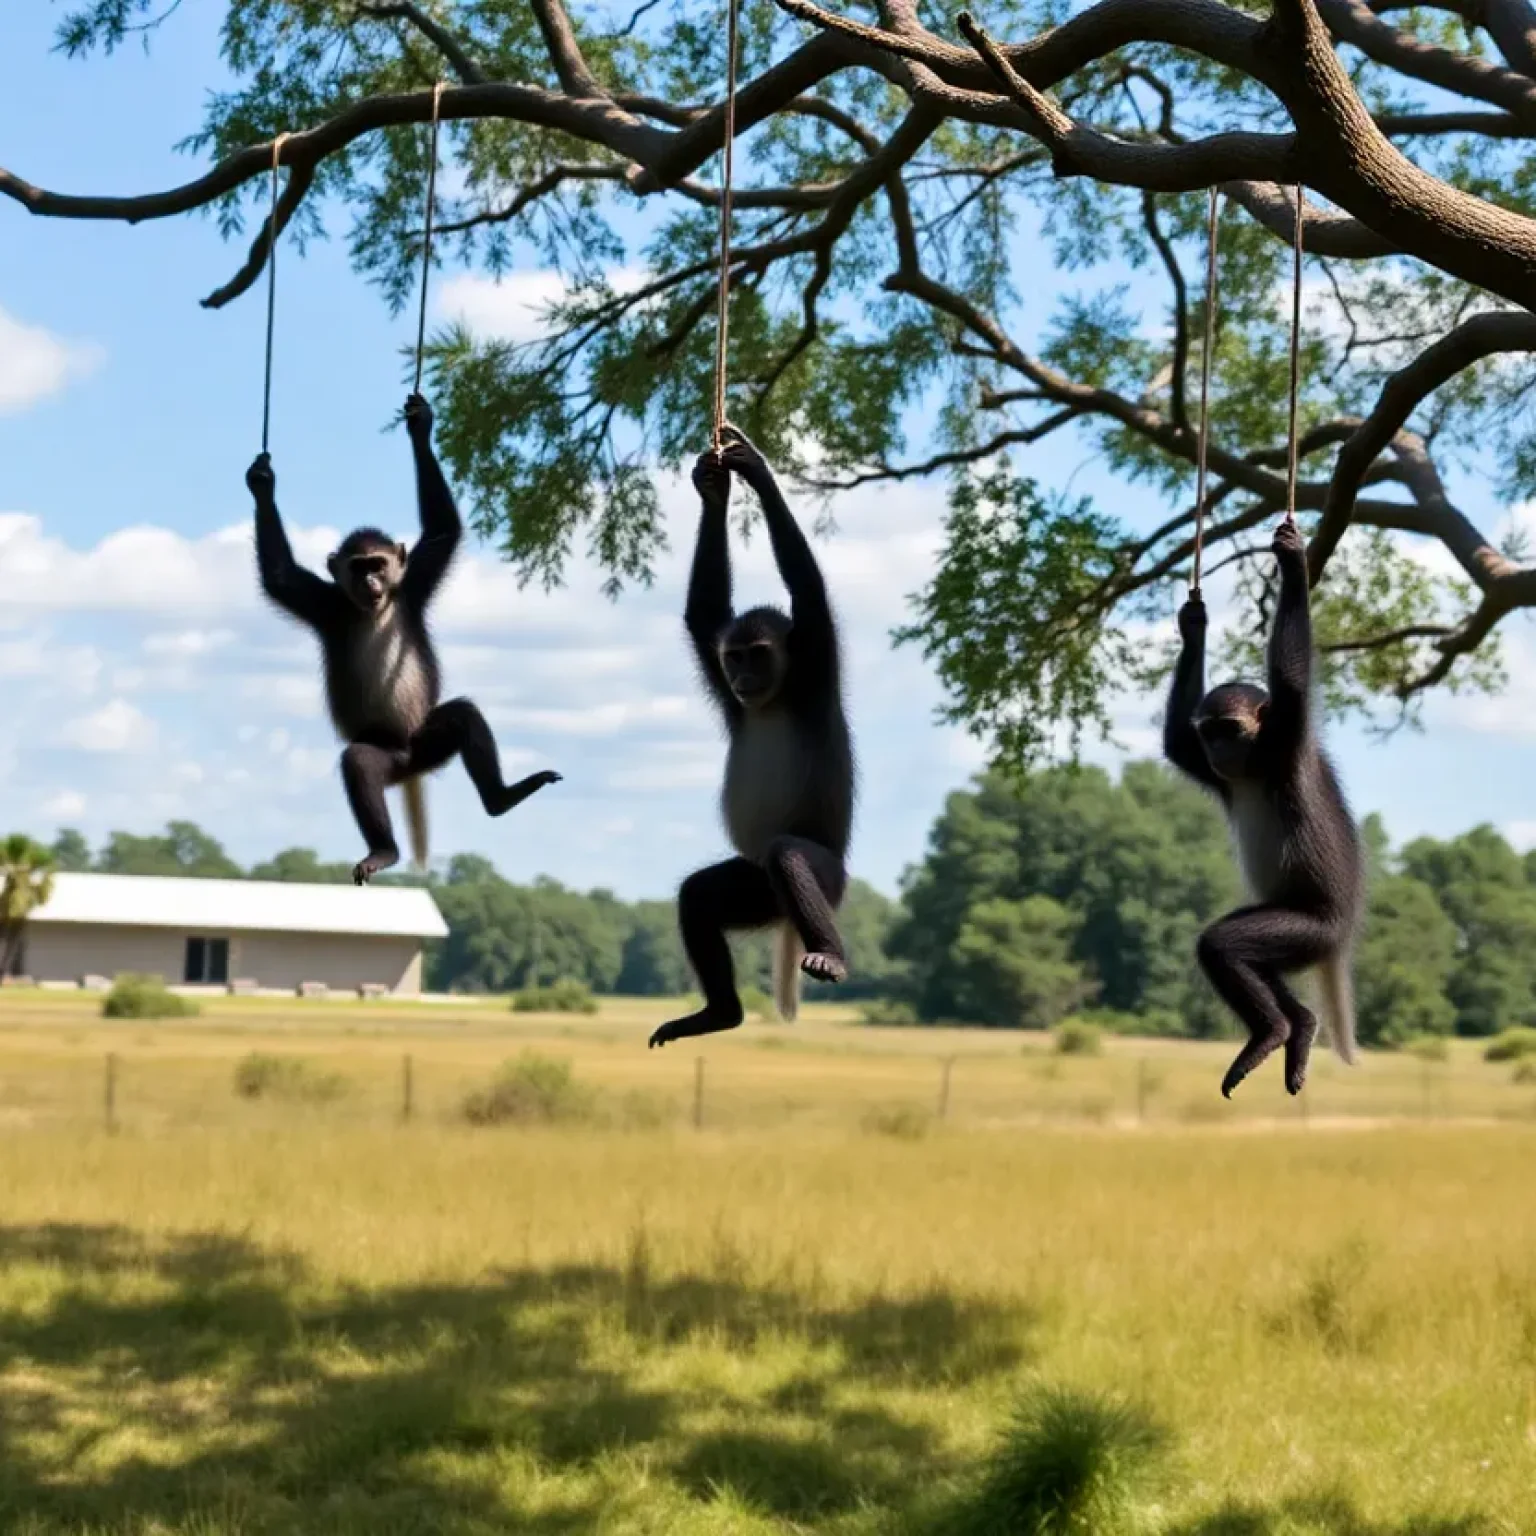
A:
[[3, 3, 1534, 899]]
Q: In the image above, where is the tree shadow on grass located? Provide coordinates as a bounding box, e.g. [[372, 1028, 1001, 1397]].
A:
[[0, 1222, 1034, 1534], [1170, 1493, 1492, 1536]]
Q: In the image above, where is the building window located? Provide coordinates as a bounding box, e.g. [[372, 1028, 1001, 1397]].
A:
[[184, 937, 229, 985]]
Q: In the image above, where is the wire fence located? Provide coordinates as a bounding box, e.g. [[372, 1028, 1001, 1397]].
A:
[[0, 1039, 1528, 1138]]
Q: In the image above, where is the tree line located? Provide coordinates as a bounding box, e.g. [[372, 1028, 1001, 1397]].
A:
[[5, 766, 1533, 1043]]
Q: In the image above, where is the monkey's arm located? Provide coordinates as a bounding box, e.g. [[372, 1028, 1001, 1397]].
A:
[[1164, 596, 1225, 797], [402, 394, 462, 609], [685, 453, 738, 718], [722, 434, 836, 672], [1262, 521, 1313, 765], [249, 455, 337, 628]]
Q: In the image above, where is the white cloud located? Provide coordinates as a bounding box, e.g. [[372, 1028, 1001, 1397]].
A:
[[42, 790, 87, 819], [438, 268, 646, 346], [56, 699, 156, 754], [1503, 819, 1536, 851], [0, 305, 103, 414], [144, 629, 237, 658]]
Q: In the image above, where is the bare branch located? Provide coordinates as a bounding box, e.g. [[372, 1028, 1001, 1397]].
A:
[[1141, 191, 1190, 430], [354, 2, 486, 84], [807, 412, 1080, 489]]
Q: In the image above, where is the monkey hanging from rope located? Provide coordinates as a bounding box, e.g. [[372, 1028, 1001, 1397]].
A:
[[649, 426, 855, 1049], [247, 392, 561, 884], [1164, 518, 1364, 1097]]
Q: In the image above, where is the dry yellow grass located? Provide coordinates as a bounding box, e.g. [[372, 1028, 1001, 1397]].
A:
[[0, 991, 1529, 1533]]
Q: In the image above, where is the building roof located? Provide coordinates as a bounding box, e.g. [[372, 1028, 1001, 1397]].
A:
[[31, 873, 449, 940]]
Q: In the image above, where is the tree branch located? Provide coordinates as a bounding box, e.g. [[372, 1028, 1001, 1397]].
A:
[[354, 2, 486, 84], [1311, 310, 1536, 576]]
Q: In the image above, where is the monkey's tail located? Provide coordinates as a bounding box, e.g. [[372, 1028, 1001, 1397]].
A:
[[402, 777, 429, 871], [772, 924, 803, 1022], [1314, 951, 1357, 1066]]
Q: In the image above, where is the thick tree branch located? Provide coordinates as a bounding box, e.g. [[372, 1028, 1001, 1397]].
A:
[[1312, 310, 1536, 575], [529, 0, 608, 98]]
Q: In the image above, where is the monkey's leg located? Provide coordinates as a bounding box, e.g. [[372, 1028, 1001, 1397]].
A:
[[764, 835, 849, 984], [1269, 971, 1321, 1097], [340, 742, 410, 885], [408, 698, 561, 815], [1197, 905, 1334, 1098], [649, 859, 779, 1050]]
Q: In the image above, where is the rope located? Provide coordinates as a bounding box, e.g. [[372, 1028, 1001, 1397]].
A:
[[413, 81, 446, 395], [1285, 183, 1305, 523], [1191, 186, 1221, 595], [260, 133, 290, 455], [711, 0, 741, 455]]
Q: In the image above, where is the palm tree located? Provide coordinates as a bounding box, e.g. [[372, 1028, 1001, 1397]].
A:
[[0, 835, 57, 981]]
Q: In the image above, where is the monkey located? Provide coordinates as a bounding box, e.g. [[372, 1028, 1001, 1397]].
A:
[[246, 391, 560, 885], [648, 426, 855, 1050], [1163, 516, 1363, 1098]]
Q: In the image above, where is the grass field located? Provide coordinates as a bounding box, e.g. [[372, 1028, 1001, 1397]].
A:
[[0, 991, 1530, 1533]]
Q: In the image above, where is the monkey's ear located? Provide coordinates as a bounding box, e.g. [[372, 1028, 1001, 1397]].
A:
[[1254, 700, 1269, 725], [395, 543, 408, 565], [326, 552, 341, 578]]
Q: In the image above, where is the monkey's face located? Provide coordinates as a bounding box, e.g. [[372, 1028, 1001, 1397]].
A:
[[1195, 683, 1268, 780], [330, 536, 406, 615], [718, 611, 789, 709]]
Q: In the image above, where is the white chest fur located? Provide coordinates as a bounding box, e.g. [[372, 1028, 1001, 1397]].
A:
[[722, 710, 810, 861], [351, 608, 431, 737], [1228, 782, 1286, 901]]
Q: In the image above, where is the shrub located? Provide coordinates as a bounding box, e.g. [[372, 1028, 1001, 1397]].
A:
[[1484, 1027, 1536, 1063], [1402, 1033, 1450, 1063], [862, 1103, 932, 1140], [1053, 1019, 1104, 1057], [1513, 1060, 1536, 1085], [102, 974, 199, 1020], [955, 1384, 1168, 1536], [233, 1052, 348, 1103], [510, 978, 599, 1015], [859, 998, 919, 1026], [461, 1052, 596, 1127]]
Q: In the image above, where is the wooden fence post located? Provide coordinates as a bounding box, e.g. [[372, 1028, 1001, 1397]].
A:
[[937, 1056, 954, 1122], [401, 1054, 414, 1123], [104, 1053, 117, 1134], [693, 1056, 706, 1130]]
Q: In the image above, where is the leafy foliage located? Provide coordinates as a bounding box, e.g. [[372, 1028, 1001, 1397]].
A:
[[35, 0, 1536, 751]]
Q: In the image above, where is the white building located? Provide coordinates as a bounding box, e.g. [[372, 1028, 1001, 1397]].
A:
[[17, 873, 448, 996]]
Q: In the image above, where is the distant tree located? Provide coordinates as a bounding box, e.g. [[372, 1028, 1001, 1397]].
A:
[[951, 895, 1094, 1029], [1402, 826, 1536, 1035], [442, 853, 501, 886], [893, 764, 1234, 1029], [1353, 874, 1458, 1046], [48, 828, 92, 872], [615, 899, 691, 997], [96, 821, 243, 879], [0, 835, 57, 978], [248, 847, 353, 883]]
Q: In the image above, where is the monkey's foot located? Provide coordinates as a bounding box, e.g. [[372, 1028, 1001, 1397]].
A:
[[648, 1007, 742, 1050], [491, 770, 563, 815], [352, 849, 399, 886], [1220, 1027, 1289, 1099], [801, 952, 847, 984], [1283, 1010, 1319, 1096]]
